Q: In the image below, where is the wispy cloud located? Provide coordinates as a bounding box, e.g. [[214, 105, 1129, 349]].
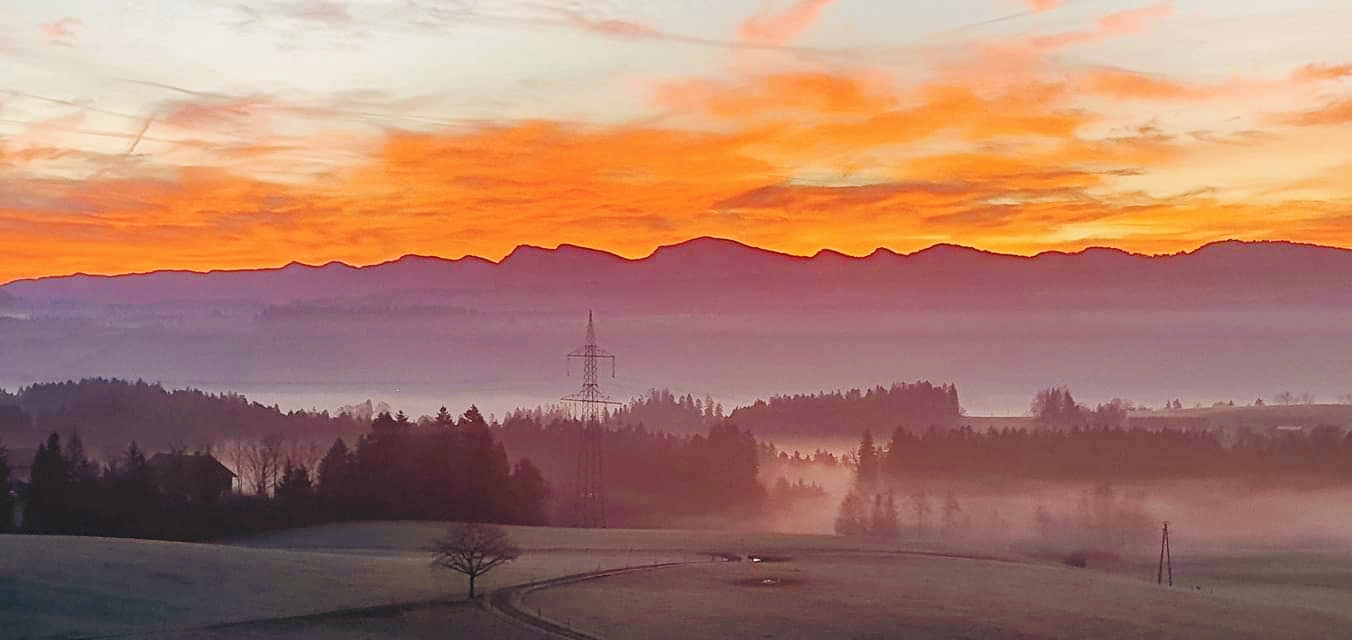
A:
[[1026, 0, 1066, 12], [1278, 99, 1352, 126], [1291, 62, 1352, 82], [41, 17, 82, 46], [288, 0, 352, 26], [738, 0, 835, 46]]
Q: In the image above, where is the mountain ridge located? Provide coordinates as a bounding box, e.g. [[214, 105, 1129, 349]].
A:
[[4, 237, 1347, 287], [3, 237, 1351, 312]]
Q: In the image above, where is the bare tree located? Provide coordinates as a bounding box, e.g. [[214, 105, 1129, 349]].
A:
[[428, 523, 522, 599], [1300, 392, 1316, 406], [284, 437, 324, 473], [1274, 391, 1296, 406], [244, 434, 286, 497]]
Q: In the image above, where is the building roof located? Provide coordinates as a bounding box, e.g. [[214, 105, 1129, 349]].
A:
[[147, 452, 237, 478]]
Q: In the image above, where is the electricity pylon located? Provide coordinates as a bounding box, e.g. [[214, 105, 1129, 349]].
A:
[[562, 311, 618, 528]]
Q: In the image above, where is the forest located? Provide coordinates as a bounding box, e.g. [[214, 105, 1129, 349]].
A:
[[0, 379, 771, 538], [7, 379, 1352, 542]]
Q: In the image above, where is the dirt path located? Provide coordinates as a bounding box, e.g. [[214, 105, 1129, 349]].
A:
[[485, 563, 692, 640]]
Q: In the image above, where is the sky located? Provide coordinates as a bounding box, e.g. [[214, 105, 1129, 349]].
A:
[[1, 0, 1350, 283]]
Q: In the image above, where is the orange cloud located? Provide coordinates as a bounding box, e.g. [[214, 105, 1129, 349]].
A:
[[1079, 68, 1234, 100], [1026, 0, 1065, 11], [2, 2, 1351, 283], [1011, 3, 1172, 57], [737, 0, 836, 45], [1291, 62, 1352, 83], [1279, 99, 1352, 126]]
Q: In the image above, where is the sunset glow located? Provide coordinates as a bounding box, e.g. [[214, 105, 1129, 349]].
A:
[[3, 0, 1350, 282]]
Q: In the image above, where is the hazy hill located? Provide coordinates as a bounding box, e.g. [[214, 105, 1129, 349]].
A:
[[5, 238, 1352, 311], [3, 238, 1352, 418]]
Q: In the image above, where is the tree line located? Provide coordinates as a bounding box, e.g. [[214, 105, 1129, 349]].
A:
[[499, 412, 765, 528], [0, 379, 362, 456], [728, 382, 960, 436], [0, 406, 547, 540], [846, 421, 1352, 484], [310, 406, 547, 525]]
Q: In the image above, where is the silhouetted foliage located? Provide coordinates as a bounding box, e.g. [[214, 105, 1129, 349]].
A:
[[834, 489, 866, 536], [316, 438, 358, 499], [428, 522, 522, 599], [870, 491, 899, 537], [24, 433, 67, 533], [729, 382, 960, 436], [508, 459, 548, 526], [276, 461, 313, 503], [605, 389, 723, 434], [0, 439, 13, 531], [9, 399, 553, 541], [500, 412, 765, 527], [0, 379, 363, 456], [768, 477, 828, 504]]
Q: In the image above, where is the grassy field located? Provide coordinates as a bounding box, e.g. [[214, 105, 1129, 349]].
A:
[[1, 523, 699, 639], [7, 522, 1352, 639], [525, 549, 1352, 639]]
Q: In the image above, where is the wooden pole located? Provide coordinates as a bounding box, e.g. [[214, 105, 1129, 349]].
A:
[[1158, 521, 1167, 585], [1165, 522, 1173, 587]]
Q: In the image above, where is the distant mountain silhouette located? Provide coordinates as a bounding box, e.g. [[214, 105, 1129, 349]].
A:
[[4, 238, 1351, 311], [5, 238, 1352, 417]]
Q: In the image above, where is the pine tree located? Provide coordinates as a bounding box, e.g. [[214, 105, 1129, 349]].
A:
[[509, 459, 548, 525], [63, 430, 100, 534], [276, 461, 313, 502], [870, 491, 899, 537], [834, 489, 866, 536], [25, 433, 68, 533], [0, 439, 13, 530], [317, 438, 355, 499], [856, 430, 879, 489], [434, 406, 455, 429], [104, 442, 155, 536]]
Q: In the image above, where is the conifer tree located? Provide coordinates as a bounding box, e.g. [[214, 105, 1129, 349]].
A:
[[25, 433, 67, 533], [0, 440, 13, 530], [870, 491, 899, 537], [834, 489, 866, 536]]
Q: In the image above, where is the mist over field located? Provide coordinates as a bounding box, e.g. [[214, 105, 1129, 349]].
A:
[[758, 451, 1352, 551]]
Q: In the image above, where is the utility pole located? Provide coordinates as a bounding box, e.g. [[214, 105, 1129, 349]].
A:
[[562, 311, 618, 528], [1157, 521, 1172, 586]]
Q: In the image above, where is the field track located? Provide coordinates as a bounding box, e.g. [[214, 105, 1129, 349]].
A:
[[486, 563, 693, 639], [61, 597, 472, 640]]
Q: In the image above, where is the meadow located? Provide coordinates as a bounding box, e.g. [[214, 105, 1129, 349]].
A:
[[5, 522, 1352, 639]]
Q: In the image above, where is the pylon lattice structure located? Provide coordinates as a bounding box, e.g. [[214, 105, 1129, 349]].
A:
[[562, 311, 618, 528]]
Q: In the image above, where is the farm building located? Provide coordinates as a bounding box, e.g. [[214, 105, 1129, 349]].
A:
[[147, 452, 236, 503]]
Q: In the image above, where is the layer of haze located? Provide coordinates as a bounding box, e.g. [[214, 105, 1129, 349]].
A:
[[6, 309, 1352, 420], [2, 0, 1351, 282]]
